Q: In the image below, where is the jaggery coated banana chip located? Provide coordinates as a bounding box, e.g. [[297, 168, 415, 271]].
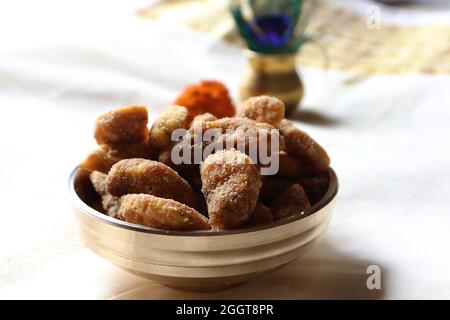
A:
[[278, 151, 302, 176], [89, 170, 108, 197], [270, 184, 311, 220], [81, 145, 121, 173], [214, 125, 285, 155], [200, 149, 262, 230], [279, 119, 330, 171], [248, 202, 273, 227], [80, 140, 155, 173], [278, 151, 319, 177], [202, 117, 260, 132], [238, 96, 285, 128], [158, 146, 203, 191], [89, 171, 120, 218], [183, 117, 285, 169], [203, 118, 285, 150], [106, 158, 198, 209], [149, 105, 189, 150], [190, 112, 218, 129], [94, 105, 148, 145], [119, 194, 210, 231]]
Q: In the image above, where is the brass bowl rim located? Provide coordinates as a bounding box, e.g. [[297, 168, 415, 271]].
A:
[[69, 166, 338, 237]]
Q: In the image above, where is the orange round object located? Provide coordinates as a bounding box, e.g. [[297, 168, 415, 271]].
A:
[[174, 80, 235, 122]]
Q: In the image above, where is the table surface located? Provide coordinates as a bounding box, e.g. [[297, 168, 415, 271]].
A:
[[0, 0, 449, 299]]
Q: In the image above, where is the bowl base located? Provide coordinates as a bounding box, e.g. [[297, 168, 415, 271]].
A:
[[127, 270, 256, 292], [164, 281, 248, 292], [125, 262, 291, 292]]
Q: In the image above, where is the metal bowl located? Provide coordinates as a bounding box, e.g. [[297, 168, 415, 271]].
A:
[[69, 166, 338, 291]]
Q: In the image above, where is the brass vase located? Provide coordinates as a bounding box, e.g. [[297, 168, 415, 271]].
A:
[[239, 50, 304, 114]]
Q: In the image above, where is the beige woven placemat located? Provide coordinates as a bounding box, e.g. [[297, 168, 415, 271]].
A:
[[139, 0, 450, 75]]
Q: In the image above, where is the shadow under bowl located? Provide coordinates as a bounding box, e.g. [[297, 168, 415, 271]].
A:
[[69, 167, 338, 292]]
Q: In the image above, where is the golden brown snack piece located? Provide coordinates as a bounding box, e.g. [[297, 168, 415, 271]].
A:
[[248, 203, 273, 227], [278, 151, 301, 176], [278, 151, 319, 177], [203, 118, 285, 150], [106, 158, 198, 209], [190, 112, 218, 128], [80, 140, 155, 173], [200, 149, 262, 230], [214, 125, 285, 155], [89, 171, 108, 197], [202, 117, 258, 132], [238, 96, 285, 127], [94, 105, 148, 145], [279, 119, 330, 171], [187, 117, 265, 144], [110, 153, 204, 212], [119, 194, 210, 231], [174, 80, 235, 122], [149, 105, 189, 150], [270, 184, 311, 220], [178, 117, 285, 170], [81, 145, 121, 173], [156, 150, 202, 189], [89, 171, 120, 218]]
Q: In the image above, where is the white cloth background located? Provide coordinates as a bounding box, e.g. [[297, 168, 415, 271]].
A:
[[0, 0, 449, 299]]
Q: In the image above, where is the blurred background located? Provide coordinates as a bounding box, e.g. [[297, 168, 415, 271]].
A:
[[0, 0, 449, 299]]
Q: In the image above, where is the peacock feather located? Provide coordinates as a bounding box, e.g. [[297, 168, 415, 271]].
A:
[[230, 0, 317, 54]]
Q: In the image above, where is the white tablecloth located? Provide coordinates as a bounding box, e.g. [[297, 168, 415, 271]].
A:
[[0, 0, 449, 299]]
